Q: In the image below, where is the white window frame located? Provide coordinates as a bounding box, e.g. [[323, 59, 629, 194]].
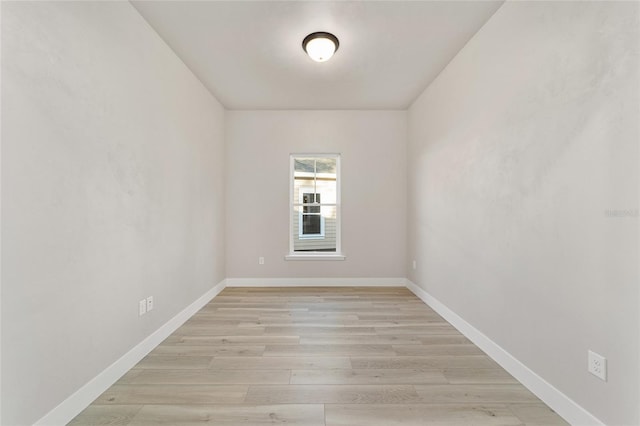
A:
[[298, 187, 325, 239], [286, 153, 344, 261]]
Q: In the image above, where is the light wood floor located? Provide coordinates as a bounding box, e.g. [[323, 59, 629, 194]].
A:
[[69, 287, 568, 425]]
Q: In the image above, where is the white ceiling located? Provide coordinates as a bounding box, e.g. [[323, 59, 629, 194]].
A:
[[132, 1, 503, 110]]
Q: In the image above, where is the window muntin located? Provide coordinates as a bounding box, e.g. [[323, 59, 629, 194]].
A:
[[290, 155, 340, 254]]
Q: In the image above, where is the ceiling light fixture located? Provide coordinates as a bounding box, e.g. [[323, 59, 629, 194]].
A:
[[302, 32, 339, 62]]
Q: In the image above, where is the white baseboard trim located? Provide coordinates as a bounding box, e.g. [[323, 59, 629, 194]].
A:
[[405, 279, 604, 426], [226, 277, 406, 287], [34, 280, 227, 426], [34, 277, 602, 426]]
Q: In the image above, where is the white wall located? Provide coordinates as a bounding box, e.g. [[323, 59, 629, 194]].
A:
[[407, 2, 639, 425], [226, 111, 406, 280], [1, 2, 225, 424]]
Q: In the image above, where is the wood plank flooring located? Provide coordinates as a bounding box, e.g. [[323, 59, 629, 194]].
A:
[[68, 287, 568, 426]]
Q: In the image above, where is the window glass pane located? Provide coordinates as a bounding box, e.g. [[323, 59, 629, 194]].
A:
[[291, 155, 338, 254], [292, 205, 337, 252], [302, 214, 321, 234], [294, 158, 315, 173], [295, 183, 335, 205], [304, 205, 320, 214], [320, 205, 337, 219], [316, 179, 336, 204], [302, 193, 314, 204], [315, 158, 336, 174]]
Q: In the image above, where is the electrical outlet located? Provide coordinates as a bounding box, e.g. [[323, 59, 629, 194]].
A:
[[588, 350, 607, 381], [412, 260, 417, 270], [259, 256, 265, 265], [139, 299, 147, 316], [146, 296, 154, 312]]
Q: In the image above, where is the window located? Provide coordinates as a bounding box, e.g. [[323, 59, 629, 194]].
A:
[[288, 154, 343, 260], [299, 191, 324, 238]]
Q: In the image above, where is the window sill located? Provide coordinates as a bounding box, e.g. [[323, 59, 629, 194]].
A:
[[285, 254, 346, 261]]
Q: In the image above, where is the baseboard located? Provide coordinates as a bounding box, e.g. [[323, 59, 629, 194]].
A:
[[404, 279, 604, 426], [34, 279, 227, 426], [226, 277, 406, 287], [34, 277, 602, 426]]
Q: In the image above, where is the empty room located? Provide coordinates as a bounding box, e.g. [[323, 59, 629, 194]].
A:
[[1, 1, 638, 425]]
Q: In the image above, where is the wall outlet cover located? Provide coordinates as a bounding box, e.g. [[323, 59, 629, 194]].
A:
[[588, 350, 607, 381]]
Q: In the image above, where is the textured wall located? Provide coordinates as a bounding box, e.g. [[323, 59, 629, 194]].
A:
[[1, 2, 226, 424], [226, 110, 407, 279], [407, 2, 639, 424]]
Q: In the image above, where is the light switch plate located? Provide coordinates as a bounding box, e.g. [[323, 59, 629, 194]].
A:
[[139, 299, 147, 316]]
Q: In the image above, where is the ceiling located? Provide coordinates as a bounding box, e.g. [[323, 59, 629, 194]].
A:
[[132, 1, 503, 110]]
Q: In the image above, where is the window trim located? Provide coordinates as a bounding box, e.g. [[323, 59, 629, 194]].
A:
[[288, 153, 343, 260]]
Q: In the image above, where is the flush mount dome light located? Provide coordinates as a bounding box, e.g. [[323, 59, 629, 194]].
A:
[[302, 32, 339, 62]]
